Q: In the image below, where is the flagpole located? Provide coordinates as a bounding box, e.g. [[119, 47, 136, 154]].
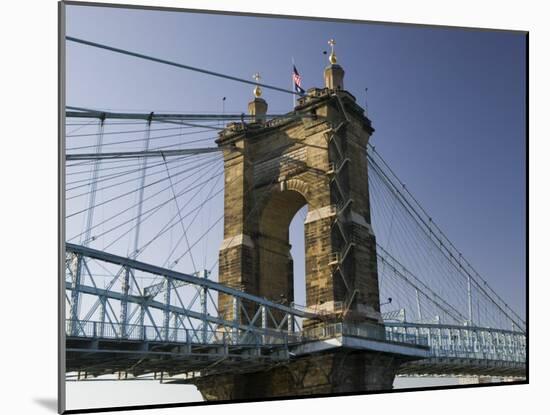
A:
[[291, 56, 296, 109]]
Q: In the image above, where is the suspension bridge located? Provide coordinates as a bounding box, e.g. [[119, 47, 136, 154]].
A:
[[63, 36, 526, 399]]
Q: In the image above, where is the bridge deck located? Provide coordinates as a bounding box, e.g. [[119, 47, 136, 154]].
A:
[[397, 357, 525, 377], [66, 336, 289, 379], [66, 319, 525, 380]]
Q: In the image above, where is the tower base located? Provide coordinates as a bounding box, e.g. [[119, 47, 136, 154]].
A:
[[193, 350, 401, 401]]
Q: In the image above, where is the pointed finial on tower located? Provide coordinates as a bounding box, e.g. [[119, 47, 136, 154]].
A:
[[324, 38, 344, 90], [328, 38, 337, 64], [253, 72, 262, 97], [249, 72, 268, 121]]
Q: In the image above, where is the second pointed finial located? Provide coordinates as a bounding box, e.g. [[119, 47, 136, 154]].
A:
[[328, 38, 337, 64], [253, 72, 262, 97]]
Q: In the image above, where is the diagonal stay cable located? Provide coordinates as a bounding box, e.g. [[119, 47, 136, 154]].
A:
[[77, 165, 222, 323], [163, 167, 224, 270], [160, 151, 197, 273], [67, 108, 225, 130], [66, 124, 213, 138], [66, 155, 188, 177], [376, 243, 468, 324], [102, 165, 225, 294], [66, 129, 215, 151], [368, 145, 525, 328], [67, 156, 221, 241], [66, 154, 205, 197], [66, 118, 98, 135], [66, 154, 220, 219], [106, 174, 224, 257], [103, 163, 224, 253], [136, 164, 225, 266], [371, 156, 479, 321], [66, 154, 193, 189], [367, 148, 525, 330]]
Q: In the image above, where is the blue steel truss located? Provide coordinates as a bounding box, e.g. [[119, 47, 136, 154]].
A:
[[65, 243, 526, 380]]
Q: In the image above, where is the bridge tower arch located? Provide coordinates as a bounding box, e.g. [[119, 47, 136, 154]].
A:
[[256, 183, 307, 307], [215, 72, 381, 326], [196, 51, 404, 400]]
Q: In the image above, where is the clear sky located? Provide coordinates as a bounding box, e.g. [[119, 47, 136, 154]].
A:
[[64, 3, 526, 408]]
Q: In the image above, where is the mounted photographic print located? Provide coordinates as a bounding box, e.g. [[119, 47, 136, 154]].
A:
[[59, 1, 527, 412]]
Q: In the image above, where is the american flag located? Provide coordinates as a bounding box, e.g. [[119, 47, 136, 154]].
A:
[[293, 65, 305, 95]]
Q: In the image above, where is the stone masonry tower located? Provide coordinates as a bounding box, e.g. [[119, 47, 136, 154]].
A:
[[194, 40, 405, 400]]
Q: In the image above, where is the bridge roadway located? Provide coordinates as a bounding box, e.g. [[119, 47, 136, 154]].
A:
[[66, 318, 525, 380]]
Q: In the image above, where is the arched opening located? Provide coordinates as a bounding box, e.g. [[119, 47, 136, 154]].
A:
[[257, 188, 307, 304], [289, 205, 308, 308]]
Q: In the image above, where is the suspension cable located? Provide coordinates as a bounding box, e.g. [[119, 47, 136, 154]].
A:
[[66, 36, 299, 96]]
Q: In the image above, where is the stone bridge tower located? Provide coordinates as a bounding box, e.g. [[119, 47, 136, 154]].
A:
[[195, 43, 406, 400]]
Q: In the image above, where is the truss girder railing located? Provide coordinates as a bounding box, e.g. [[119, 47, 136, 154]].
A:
[[64, 244, 525, 378], [65, 243, 317, 347], [385, 322, 526, 364], [297, 320, 525, 365], [65, 319, 287, 346]]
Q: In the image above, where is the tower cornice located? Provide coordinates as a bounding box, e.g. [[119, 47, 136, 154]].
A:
[[216, 88, 374, 148]]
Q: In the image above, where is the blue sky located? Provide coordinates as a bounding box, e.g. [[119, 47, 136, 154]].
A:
[[65, 4, 526, 316], [63, 3, 526, 408]]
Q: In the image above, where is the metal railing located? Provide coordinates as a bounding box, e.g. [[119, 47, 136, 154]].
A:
[[66, 319, 297, 346], [300, 321, 525, 364], [385, 323, 526, 363], [65, 245, 525, 365], [65, 243, 317, 348], [66, 318, 525, 368]]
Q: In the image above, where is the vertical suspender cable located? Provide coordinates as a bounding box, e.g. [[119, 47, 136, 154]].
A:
[[467, 274, 473, 325], [81, 116, 106, 245], [121, 112, 153, 337], [131, 112, 154, 259], [72, 116, 105, 335]]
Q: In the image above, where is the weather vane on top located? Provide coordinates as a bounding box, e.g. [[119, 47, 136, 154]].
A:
[[253, 72, 262, 98], [328, 38, 337, 64]]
